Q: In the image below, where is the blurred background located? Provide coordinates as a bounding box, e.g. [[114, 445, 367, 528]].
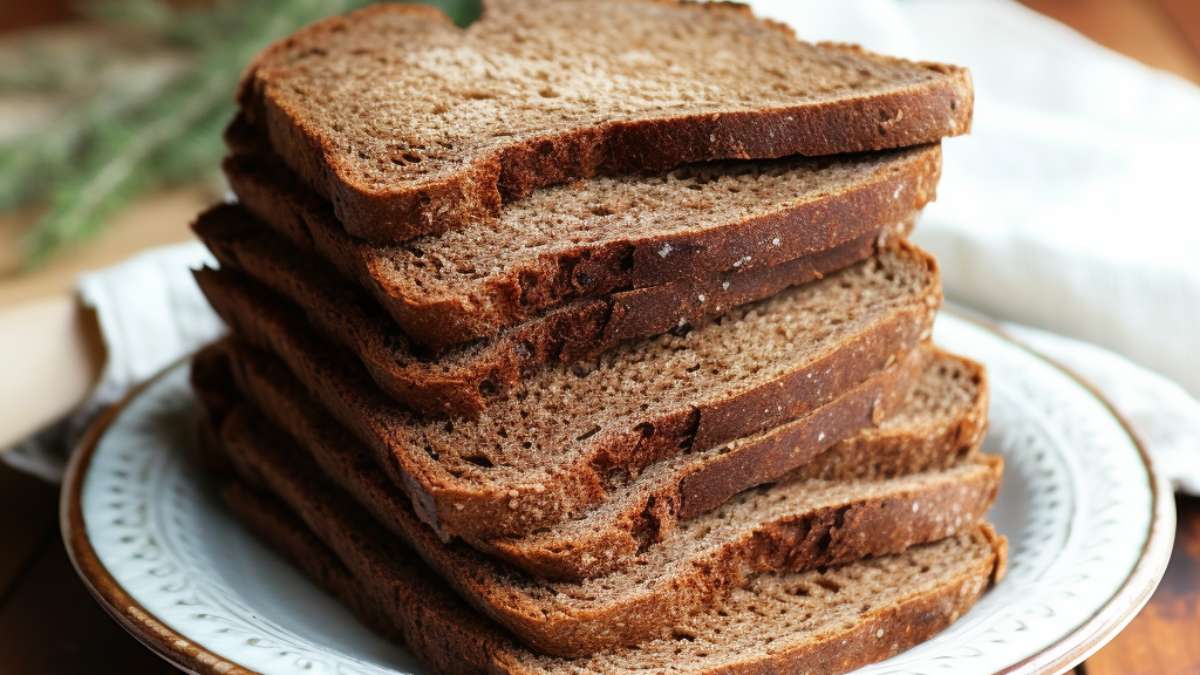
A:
[[0, 0, 475, 302], [0, 1, 1197, 673], [0, 0, 1195, 304]]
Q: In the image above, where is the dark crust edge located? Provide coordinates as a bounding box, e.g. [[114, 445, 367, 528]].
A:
[[220, 135, 941, 348], [236, 2, 972, 243]]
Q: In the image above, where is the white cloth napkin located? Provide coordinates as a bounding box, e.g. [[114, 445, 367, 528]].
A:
[[1004, 323, 1200, 494], [8, 0, 1200, 493], [748, 0, 1200, 491], [751, 0, 1200, 394], [4, 242, 222, 482]]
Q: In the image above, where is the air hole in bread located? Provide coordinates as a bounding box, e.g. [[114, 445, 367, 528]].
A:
[[575, 425, 601, 442], [815, 578, 842, 593], [462, 453, 494, 469]]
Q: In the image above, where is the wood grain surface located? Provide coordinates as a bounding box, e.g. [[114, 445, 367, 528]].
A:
[[0, 1, 1196, 673], [1080, 495, 1200, 675]]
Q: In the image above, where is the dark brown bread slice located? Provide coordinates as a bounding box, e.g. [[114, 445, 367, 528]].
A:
[[223, 133, 935, 347], [223, 334, 926, 547], [197, 371, 1002, 656], [204, 245, 941, 540], [237, 0, 971, 242], [216, 330, 979, 586], [224, 479, 1005, 674], [483, 351, 989, 580], [197, 325, 983, 583], [195, 206, 906, 416]]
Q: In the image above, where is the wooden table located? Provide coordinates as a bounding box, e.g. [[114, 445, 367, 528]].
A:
[[1, 1, 1198, 672]]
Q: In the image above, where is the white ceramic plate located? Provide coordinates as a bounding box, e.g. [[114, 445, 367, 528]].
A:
[[62, 312, 1174, 674]]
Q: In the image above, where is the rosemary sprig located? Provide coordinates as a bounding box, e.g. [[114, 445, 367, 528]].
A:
[[0, 67, 179, 211], [4, 0, 479, 268]]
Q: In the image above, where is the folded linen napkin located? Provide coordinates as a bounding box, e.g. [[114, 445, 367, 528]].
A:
[[4, 242, 221, 482], [1005, 323, 1200, 494], [7, 1, 1199, 494], [751, 0, 1200, 395]]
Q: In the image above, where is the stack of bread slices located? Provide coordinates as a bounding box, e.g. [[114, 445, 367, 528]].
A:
[[190, 1, 1007, 672]]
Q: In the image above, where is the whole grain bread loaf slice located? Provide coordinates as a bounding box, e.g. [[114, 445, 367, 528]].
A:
[[224, 479, 1004, 673], [196, 369, 1001, 656], [222, 132, 936, 347], [483, 350, 989, 580], [195, 205, 907, 416], [203, 245, 941, 540], [196, 332, 984, 583], [237, 0, 971, 242], [213, 332, 988, 585]]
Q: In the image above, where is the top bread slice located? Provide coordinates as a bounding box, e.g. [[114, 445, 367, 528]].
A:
[[225, 478, 1005, 674], [205, 244, 941, 541], [223, 132, 939, 348], [236, 0, 972, 242]]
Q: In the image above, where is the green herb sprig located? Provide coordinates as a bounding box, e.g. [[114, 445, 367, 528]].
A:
[[2, 0, 478, 267]]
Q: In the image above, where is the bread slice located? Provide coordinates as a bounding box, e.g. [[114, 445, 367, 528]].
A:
[[195, 334, 984, 581], [222, 133, 936, 347], [203, 245, 941, 540], [196, 371, 1001, 656], [194, 205, 910, 416], [224, 479, 1004, 673], [483, 351, 989, 580], [236, 1, 971, 242]]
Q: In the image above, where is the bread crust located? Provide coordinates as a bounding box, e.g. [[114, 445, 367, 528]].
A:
[[235, 2, 970, 243], [221, 137, 940, 348], [195, 205, 910, 416], [198, 374, 1001, 657]]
